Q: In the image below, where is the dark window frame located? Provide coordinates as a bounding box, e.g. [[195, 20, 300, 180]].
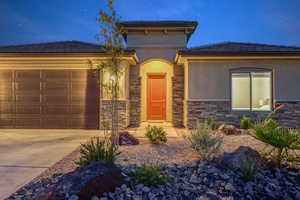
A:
[[230, 68, 273, 112]]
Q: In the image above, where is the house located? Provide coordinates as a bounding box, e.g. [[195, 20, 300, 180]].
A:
[[0, 20, 300, 129]]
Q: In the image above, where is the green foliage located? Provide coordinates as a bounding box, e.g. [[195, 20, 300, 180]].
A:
[[239, 157, 259, 182], [186, 121, 223, 160], [207, 118, 218, 130], [240, 116, 252, 129], [132, 164, 172, 186], [146, 125, 167, 144], [251, 119, 300, 167], [76, 136, 120, 168]]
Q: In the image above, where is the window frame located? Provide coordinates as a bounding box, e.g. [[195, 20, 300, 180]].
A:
[[230, 68, 274, 112]]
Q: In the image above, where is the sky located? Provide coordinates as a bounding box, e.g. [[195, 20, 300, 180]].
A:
[[1, 0, 300, 47]]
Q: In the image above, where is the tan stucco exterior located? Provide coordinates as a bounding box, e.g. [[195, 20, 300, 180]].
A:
[[186, 60, 300, 101], [126, 32, 187, 48]]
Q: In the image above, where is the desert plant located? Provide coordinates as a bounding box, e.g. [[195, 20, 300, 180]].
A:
[[76, 136, 120, 168], [186, 121, 223, 160], [146, 125, 167, 144], [240, 116, 252, 129], [251, 119, 300, 167], [132, 164, 171, 186], [239, 157, 259, 182], [207, 118, 218, 130]]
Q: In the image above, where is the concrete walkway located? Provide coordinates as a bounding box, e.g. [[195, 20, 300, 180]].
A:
[[0, 129, 100, 200]]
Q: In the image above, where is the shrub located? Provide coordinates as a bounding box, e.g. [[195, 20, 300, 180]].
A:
[[186, 121, 223, 160], [132, 164, 171, 186], [239, 156, 259, 182], [76, 136, 120, 168], [207, 118, 218, 130], [146, 125, 167, 144], [240, 116, 252, 129], [251, 119, 300, 167]]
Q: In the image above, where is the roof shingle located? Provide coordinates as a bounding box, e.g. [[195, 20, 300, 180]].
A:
[[179, 42, 300, 55], [0, 41, 134, 54]]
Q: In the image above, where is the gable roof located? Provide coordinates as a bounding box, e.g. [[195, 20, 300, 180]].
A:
[[0, 40, 135, 54], [178, 42, 300, 56]]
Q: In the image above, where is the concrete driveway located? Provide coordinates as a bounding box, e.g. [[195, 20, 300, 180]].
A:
[[0, 129, 100, 200]]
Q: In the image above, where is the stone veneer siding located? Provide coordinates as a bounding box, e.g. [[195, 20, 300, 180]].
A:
[[99, 100, 129, 130], [172, 65, 184, 127], [129, 65, 141, 127], [186, 100, 300, 129]]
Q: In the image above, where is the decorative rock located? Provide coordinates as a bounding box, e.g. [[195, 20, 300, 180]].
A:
[[91, 196, 100, 200], [142, 186, 151, 193], [69, 195, 79, 200], [217, 124, 240, 135], [57, 162, 124, 200], [219, 146, 263, 170], [119, 131, 139, 145]]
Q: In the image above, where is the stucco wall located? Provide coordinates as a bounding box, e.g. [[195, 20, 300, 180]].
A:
[[188, 60, 300, 101], [126, 32, 187, 48]]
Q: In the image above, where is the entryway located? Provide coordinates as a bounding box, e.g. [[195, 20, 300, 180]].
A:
[[140, 59, 174, 124], [147, 74, 166, 120]]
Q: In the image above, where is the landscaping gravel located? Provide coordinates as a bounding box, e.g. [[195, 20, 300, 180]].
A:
[[6, 135, 299, 200]]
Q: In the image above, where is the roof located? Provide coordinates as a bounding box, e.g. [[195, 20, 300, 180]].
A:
[[120, 20, 198, 42], [0, 40, 135, 54], [120, 20, 198, 28], [178, 42, 300, 56]]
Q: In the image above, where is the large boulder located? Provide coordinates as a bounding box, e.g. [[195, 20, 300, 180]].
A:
[[119, 131, 139, 145], [56, 162, 124, 200], [217, 124, 240, 135], [219, 146, 264, 170]]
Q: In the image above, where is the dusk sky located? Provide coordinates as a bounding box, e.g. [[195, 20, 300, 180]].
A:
[[1, 0, 300, 47]]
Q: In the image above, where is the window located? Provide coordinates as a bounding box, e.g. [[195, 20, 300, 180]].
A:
[[231, 70, 272, 111], [102, 66, 127, 100]]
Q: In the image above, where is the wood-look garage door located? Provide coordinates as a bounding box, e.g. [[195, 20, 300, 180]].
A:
[[0, 69, 99, 129]]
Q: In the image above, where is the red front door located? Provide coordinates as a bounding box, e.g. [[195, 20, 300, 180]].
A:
[[147, 74, 166, 120]]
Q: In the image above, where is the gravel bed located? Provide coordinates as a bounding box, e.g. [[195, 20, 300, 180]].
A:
[[7, 135, 297, 200]]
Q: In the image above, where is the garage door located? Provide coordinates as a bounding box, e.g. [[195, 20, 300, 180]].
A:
[[0, 69, 99, 129]]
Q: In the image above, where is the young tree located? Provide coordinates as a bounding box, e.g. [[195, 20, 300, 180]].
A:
[[91, 0, 125, 145]]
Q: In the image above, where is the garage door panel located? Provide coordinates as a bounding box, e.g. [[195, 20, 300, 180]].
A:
[[16, 105, 41, 114], [15, 118, 41, 128], [42, 70, 70, 80], [71, 70, 88, 79], [42, 95, 70, 104], [15, 82, 41, 93], [0, 118, 14, 128], [42, 105, 71, 115], [43, 82, 69, 93], [0, 69, 99, 129], [16, 95, 40, 104], [15, 71, 40, 80], [0, 70, 13, 80], [0, 103, 14, 113], [0, 95, 13, 102]]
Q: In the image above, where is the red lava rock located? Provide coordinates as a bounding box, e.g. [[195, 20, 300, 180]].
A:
[[57, 162, 124, 200], [119, 131, 139, 145]]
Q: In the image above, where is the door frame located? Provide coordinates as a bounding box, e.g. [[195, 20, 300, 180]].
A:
[[147, 73, 167, 121]]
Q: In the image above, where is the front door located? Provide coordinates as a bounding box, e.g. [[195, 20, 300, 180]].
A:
[[147, 74, 166, 120]]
